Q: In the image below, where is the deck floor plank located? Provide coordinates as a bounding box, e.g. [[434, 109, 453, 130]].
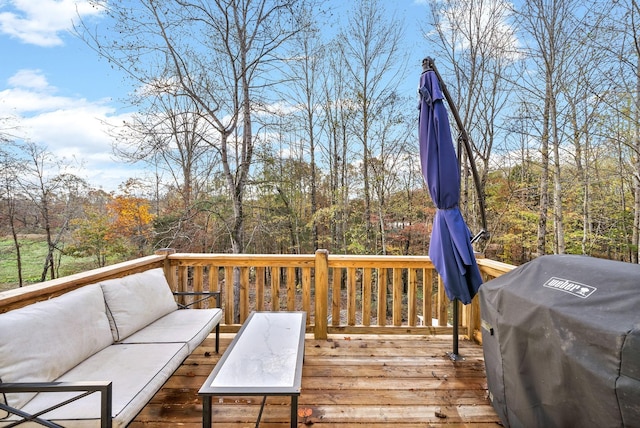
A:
[[130, 333, 501, 427]]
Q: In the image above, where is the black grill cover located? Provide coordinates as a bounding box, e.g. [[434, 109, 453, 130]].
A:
[[479, 255, 640, 428]]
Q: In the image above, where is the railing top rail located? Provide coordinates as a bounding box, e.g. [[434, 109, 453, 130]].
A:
[[0, 255, 166, 313], [476, 258, 516, 277], [168, 253, 438, 269], [166, 253, 316, 267], [327, 254, 435, 269]]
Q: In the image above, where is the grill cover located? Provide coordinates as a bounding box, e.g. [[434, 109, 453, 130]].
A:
[[479, 255, 640, 428]]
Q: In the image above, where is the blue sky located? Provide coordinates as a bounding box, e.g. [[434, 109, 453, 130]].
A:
[[0, 0, 429, 192]]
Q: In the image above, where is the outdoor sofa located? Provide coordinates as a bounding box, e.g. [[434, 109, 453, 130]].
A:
[[0, 267, 222, 427]]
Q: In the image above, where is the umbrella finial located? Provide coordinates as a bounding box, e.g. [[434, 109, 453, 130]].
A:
[[422, 57, 434, 73]]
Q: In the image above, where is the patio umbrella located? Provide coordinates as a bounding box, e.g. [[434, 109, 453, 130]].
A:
[[418, 58, 483, 359]]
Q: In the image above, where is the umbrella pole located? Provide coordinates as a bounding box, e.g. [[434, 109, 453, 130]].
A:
[[447, 299, 463, 361]]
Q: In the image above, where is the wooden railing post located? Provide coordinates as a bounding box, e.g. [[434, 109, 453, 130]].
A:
[[468, 296, 481, 343], [155, 248, 176, 289], [157, 248, 187, 307], [314, 249, 329, 339]]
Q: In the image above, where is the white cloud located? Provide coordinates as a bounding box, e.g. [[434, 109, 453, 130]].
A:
[[1, 68, 141, 191], [1, 69, 98, 113], [7, 69, 51, 90], [0, 0, 103, 47]]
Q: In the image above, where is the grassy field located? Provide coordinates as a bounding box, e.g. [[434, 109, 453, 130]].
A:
[[0, 236, 98, 292]]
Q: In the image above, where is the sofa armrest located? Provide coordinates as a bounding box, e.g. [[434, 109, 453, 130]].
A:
[[173, 291, 221, 309], [0, 381, 112, 428]]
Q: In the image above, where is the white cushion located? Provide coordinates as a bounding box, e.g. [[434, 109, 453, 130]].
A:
[[100, 268, 178, 341], [0, 284, 113, 411], [11, 343, 188, 428], [119, 308, 222, 352]]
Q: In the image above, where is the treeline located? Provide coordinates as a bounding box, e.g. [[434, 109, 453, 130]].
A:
[[2, 0, 640, 286]]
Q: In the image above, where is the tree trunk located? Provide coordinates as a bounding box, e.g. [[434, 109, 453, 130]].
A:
[[570, 106, 589, 255], [309, 112, 318, 251], [634, 54, 640, 263], [8, 199, 23, 287], [537, 82, 551, 257], [551, 95, 565, 254], [362, 99, 372, 252]]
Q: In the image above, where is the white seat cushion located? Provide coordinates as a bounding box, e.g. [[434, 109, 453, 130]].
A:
[[0, 284, 113, 411], [11, 343, 188, 428], [119, 308, 222, 352], [100, 268, 178, 341]]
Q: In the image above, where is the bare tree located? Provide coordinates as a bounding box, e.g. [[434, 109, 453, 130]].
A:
[[114, 91, 219, 250], [561, 4, 614, 256], [425, 0, 518, 244], [368, 91, 414, 254], [337, 0, 406, 254], [515, 0, 590, 255], [81, 0, 311, 254], [319, 45, 357, 253], [81, 0, 313, 321], [17, 142, 86, 281], [632, 0, 640, 264], [283, 12, 326, 251], [591, 0, 640, 262], [1, 115, 20, 144], [0, 143, 25, 286]]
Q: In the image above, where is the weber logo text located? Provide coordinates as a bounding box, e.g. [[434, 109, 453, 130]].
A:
[[543, 277, 596, 299]]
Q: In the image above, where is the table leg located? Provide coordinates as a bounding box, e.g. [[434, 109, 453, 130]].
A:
[[291, 395, 298, 428], [203, 395, 211, 428], [256, 396, 267, 427]]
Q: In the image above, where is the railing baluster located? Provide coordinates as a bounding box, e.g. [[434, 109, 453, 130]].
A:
[[423, 268, 433, 326], [209, 265, 219, 299], [408, 268, 417, 327], [224, 266, 234, 324], [377, 268, 387, 327], [392, 268, 402, 327], [362, 268, 372, 326], [437, 275, 447, 327], [331, 268, 341, 326], [240, 267, 249, 322], [287, 267, 295, 311], [271, 267, 280, 311], [256, 267, 265, 311], [193, 266, 204, 309], [177, 265, 188, 307], [302, 267, 311, 325], [347, 267, 356, 326]]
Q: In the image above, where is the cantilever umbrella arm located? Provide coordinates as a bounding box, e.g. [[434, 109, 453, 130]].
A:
[[422, 57, 489, 243]]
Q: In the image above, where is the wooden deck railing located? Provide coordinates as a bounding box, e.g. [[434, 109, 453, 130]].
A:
[[0, 250, 515, 342]]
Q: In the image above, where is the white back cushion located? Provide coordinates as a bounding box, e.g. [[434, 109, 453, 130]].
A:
[[0, 284, 113, 410], [100, 268, 178, 341]]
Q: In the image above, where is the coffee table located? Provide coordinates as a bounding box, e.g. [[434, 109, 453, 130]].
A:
[[199, 311, 306, 427]]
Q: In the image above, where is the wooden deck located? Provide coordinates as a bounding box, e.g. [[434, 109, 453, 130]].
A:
[[131, 333, 501, 427]]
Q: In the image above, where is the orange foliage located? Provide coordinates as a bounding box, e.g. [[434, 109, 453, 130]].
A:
[[106, 195, 155, 243]]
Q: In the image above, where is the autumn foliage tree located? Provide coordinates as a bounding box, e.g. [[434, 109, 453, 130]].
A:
[[107, 195, 155, 257], [67, 207, 119, 268], [66, 193, 155, 267]]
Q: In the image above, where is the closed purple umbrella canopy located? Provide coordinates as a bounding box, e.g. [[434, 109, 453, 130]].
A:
[[418, 69, 482, 305]]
